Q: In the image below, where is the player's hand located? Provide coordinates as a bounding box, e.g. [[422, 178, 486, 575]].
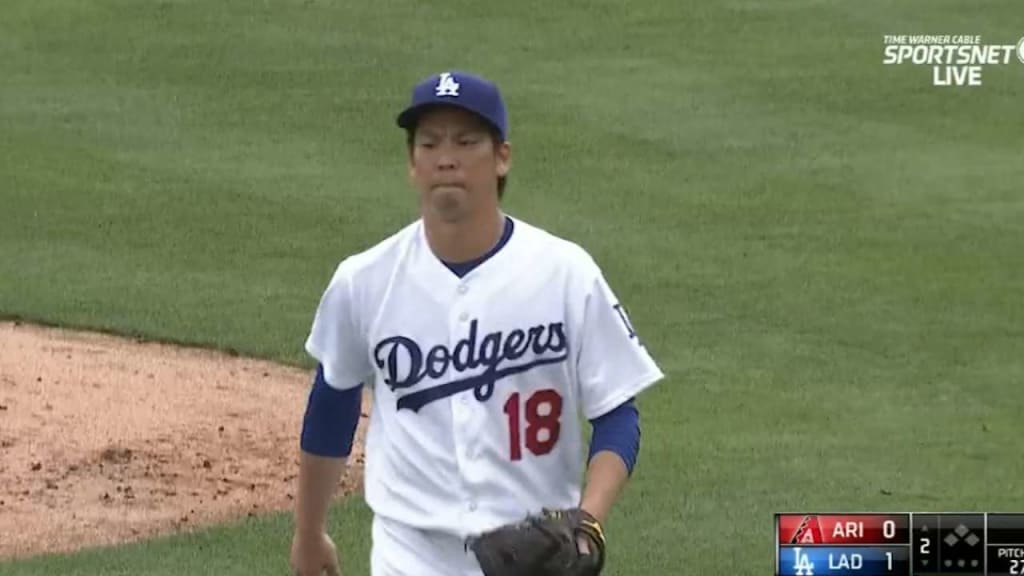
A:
[[290, 531, 341, 576], [577, 533, 592, 554]]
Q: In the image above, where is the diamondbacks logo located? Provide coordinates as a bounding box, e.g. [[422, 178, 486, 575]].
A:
[[373, 319, 568, 412], [435, 72, 460, 97], [789, 515, 824, 544]]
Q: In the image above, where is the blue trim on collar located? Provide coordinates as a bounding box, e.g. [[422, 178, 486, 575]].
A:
[[442, 216, 514, 278]]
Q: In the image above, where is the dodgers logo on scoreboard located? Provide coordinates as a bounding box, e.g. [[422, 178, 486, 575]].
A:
[[793, 547, 815, 576]]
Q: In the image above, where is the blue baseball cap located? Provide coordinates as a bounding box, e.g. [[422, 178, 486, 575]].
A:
[[396, 71, 508, 141]]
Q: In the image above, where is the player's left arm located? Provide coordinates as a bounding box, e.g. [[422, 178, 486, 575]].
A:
[[574, 260, 664, 526], [580, 398, 640, 524]]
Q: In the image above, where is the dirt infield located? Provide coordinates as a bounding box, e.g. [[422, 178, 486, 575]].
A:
[[0, 321, 367, 559]]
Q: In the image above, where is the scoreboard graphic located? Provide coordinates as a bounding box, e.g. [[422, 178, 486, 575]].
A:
[[775, 513, 1024, 576]]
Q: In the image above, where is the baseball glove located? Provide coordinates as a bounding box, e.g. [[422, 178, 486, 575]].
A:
[[467, 508, 606, 576]]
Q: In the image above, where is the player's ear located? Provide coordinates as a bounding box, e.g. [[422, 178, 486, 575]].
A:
[[496, 141, 511, 178]]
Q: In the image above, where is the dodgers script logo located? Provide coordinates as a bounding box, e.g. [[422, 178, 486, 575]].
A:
[[373, 319, 568, 412]]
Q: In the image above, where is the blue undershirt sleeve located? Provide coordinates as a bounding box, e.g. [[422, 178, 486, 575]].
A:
[[585, 397, 638, 473], [587, 397, 641, 475], [299, 363, 363, 458]]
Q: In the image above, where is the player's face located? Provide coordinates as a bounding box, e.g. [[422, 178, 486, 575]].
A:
[[409, 107, 511, 223]]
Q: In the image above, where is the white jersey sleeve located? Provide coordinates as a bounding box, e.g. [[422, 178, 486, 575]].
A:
[[577, 268, 665, 420], [304, 261, 373, 391]]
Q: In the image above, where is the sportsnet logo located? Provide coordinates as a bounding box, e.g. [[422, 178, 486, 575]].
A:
[[883, 34, 1024, 87]]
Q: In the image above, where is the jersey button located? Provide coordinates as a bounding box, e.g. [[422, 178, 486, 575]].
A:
[[468, 501, 478, 511], [457, 284, 468, 295], [458, 312, 469, 322]]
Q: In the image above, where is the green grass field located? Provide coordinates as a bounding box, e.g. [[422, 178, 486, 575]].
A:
[[2, 0, 1023, 574]]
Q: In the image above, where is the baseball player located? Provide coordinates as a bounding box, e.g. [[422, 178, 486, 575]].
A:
[[290, 70, 664, 576]]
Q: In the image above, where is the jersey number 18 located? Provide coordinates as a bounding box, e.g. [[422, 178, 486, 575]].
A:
[[503, 389, 563, 461]]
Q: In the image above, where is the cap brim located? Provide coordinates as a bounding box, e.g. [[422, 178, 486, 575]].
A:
[[395, 103, 432, 130]]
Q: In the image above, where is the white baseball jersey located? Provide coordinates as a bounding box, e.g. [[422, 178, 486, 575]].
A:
[[305, 215, 664, 539]]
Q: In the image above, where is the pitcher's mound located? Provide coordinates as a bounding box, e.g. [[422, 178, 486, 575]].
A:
[[0, 321, 366, 559]]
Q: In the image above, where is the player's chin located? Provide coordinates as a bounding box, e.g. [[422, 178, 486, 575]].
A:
[[428, 188, 470, 222]]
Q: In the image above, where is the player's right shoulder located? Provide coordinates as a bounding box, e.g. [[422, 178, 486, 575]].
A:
[[311, 221, 420, 333], [324, 220, 420, 286]]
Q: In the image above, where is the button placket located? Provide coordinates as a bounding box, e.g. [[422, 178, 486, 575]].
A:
[[450, 280, 479, 509]]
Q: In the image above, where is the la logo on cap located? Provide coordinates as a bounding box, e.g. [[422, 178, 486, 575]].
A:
[[435, 72, 460, 97]]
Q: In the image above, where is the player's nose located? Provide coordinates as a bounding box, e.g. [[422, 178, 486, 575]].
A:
[[435, 149, 458, 170]]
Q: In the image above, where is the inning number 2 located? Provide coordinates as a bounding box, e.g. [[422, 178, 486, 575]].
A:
[[503, 389, 563, 461]]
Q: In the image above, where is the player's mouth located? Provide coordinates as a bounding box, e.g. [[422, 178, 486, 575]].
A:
[[432, 182, 466, 192]]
